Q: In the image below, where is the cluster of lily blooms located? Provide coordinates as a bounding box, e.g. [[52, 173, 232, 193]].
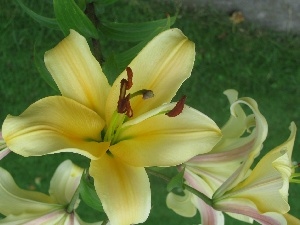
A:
[[0, 28, 299, 225]]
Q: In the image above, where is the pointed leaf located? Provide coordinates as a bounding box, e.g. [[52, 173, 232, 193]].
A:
[[99, 17, 176, 42], [16, 0, 59, 30], [79, 170, 104, 212], [34, 46, 60, 93], [53, 0, 99, 38], [167, 168, 185, 192], [102, 18, 175, 79]]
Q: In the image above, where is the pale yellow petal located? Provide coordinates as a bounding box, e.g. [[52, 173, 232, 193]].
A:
[[0, 210, 75, 225], [221, 89, 247, 139], [166, 190, 197, 217], [0, 167, 59, 216], [111, 104, 221, 167], [49, 160, 83, 205], [283, 213, 300, 225], [90, 154, 151, 225], [213, 96, 268, 199], [226, 153, 290, 213], [44, 29, 110, 118], [2, 96, 109, 159], [214, 198, 287, 225], [106, 28, 195, 122]]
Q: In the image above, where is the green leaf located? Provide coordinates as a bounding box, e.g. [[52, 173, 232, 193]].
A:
[[94, 0, 118, 6], [79, 170, 104, 212], [34, 46, 60, 93], [103, 18, 174, 79], [16, 0, 59, 30], [53, 0, 99, 38], [99, 16, 176, 42], [167, 168, 185, 192]]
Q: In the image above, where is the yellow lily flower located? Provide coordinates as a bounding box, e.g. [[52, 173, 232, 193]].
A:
[[0, 160, 103, 225], [0, 131, 10, 160], [2, 29, 221, 225], [213, 122, 298, 225], [166, 89, 268, 225]]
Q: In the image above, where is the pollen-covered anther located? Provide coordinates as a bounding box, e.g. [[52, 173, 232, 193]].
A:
[[125, 67, 133, 90], [166, 95, 186, 117]]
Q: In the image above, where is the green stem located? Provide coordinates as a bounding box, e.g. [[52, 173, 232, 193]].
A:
[[183, 183, 213, 207], [145, 168, 213, 207], [66, 180, 81, 214], [85, 2, 103, 64]]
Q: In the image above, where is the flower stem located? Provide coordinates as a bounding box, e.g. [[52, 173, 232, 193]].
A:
[[85, 2, 103, 64], [145, 168, 213, 207]]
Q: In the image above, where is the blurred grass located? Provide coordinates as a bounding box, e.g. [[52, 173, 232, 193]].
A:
[[1, 0, 300, 224]]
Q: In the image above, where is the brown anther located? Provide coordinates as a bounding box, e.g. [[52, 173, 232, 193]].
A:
[[125, 67, 133, 90], [116, 67, 134, 117], [117, 93, 133, 118], [166, 96, 186, 117]]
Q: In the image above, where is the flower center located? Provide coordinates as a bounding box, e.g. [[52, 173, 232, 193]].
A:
[[103, 67, 153, 144], [102, 67, 186, 146]]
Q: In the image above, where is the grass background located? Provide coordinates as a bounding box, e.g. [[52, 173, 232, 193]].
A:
[[1, 0, 300, 224]]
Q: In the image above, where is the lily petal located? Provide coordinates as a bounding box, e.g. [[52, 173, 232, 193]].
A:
[[166, 190, 197, 218], [106, 28, 195, 121], [213, 96, 268, 198], [184, 169, 225, 225], [44, 29, 110, 118], [0, 167, 59, 216], [90, 154, 151, 225], [214, 198, 287, 225], [0, 148, 10, 160], [283, 213, 300, 225], [2, 96, 109, 159], [49, 160, 83, 205], [111, 104, 221, 167]]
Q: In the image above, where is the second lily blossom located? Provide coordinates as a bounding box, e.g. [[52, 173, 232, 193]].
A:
[[2, 29, 221, 225]]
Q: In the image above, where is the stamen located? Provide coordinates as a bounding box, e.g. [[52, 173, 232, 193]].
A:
[[166, 96, 186, 117], [130, 89, 154, 100], [125, 67, 133, 90]]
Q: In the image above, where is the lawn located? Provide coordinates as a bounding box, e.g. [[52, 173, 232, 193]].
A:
[[1, 0, 300, 224]]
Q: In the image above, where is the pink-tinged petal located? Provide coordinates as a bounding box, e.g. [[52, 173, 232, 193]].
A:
[[2, 96, 109, 159], [0, 148, 10, 160], [90, 154, 151, 225], [0, 132, 10, 160], [213, 96, 268, 199], [192, 197, 224, 225], [0, 167, 59, 216], [106, 28, 195, 122], [166, 190, 197, 218], [283, 213, 300, 225], [216, 124, 297, 214], [49, 160, 83, 205], [110, 104, 221, 167], [214, 198, 287, 225], [183, 169, 224, 225], [44, 29, 110, 118], [0, 210, 92, 225]]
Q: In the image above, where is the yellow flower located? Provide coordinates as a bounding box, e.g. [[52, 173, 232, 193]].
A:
[[213, 123, 298, 225], [0, 160, 103, 225], [0, 131, 10, 160], [2, 29, 221, 225], [166, 89, 268, 225]]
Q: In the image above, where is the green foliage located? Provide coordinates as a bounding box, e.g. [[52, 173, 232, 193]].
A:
[[15, 0, 59, 30], [34, 46, 60, 93], [79, 170, 104, 212], [53, 0, 99, 38], [167, 168, 185, 192]]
